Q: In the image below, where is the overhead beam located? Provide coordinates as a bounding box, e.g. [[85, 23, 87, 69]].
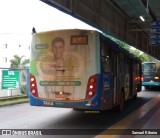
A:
[[129, 28, 149, 31], [140, 0, 157, 21]]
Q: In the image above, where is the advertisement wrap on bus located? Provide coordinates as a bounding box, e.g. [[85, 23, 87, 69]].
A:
[[30, 29, 141, 111]]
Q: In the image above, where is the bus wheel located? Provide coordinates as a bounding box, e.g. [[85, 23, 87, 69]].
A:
[[133, 93, 137, 100], [119, 91, 125, 112], [144, 86, 149, 90]]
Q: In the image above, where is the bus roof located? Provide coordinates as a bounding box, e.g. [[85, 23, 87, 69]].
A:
[[32, 28, 96, 35]]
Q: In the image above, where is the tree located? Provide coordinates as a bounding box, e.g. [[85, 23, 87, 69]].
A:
[[10, 55, 29, 68], [10, 55, 30, 95]]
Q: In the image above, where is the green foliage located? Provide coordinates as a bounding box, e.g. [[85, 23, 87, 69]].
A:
[[29, 59, 39, 76], [19, 84, 27, 95], [10, 55, 29, 95], [10, 55, 29, 68], [21, 59, 30, 67], [129, 49, 158, 62], [106, 35, 159, 62], [0, 97, 29, 106]]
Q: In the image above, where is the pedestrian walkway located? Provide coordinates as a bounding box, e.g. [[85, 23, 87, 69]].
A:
[[96, 95, 160, 138]]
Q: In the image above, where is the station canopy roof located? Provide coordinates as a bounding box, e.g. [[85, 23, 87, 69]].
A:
[[112, 0, 160, 35]]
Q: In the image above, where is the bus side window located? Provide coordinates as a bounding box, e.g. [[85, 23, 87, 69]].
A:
[[124, 56, 129, 74], [100, 40, 111, 72], [119, 53, 124, 74], [142, 64, 144, 73], [136, 62, 140, 74]]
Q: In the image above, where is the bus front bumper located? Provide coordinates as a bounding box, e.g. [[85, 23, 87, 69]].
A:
[[142, 82, 160, 87]]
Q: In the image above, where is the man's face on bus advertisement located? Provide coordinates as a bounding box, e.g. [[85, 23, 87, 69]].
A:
[[52, 41, 65, 59]]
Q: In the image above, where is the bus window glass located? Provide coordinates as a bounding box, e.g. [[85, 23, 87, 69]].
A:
[[124, 56, 129, 74], [156, 63, 160, 72], [143, 63, 156, 72], [136, 62, 140, 74], [100, 40, 111, 72], [119, 53, 124, 74]]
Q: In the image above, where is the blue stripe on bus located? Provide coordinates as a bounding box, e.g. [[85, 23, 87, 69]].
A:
[[30, 96, 100, 110], [29, 93, 39, 106]]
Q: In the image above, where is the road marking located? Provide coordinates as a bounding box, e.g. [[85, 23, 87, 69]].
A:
[[96, 95, 160, 138]]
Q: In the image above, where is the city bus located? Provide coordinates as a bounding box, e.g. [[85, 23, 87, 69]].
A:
[[142, 62, 160, 89], [29, 29, 141, 111]]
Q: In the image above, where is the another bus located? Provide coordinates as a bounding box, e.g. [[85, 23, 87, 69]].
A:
[[29, 29, 141, 111], [142, 62, 160, 89]]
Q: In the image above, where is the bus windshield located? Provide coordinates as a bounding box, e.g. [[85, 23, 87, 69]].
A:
[[143, 63, 156, 72]]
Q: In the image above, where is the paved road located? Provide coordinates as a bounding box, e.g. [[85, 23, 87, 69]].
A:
[[0, 89, 159, 138]]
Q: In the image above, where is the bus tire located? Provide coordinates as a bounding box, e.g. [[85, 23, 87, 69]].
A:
[[119, 90, 125, 112], [73, 108, 84, 111], [73, 108, 80, 111], [137, 84, 141, 92], [133, 93, 137, 100], [144, 86, 149, 90]]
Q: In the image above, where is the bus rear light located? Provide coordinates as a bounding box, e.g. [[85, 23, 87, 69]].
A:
[[88, 91, 93, 96], [30, 74, 38, 97], [89, 85, 94, 89], [90, 78, 95, 83], [32, 84, 35, 87], [141, 77, 144, 82], [86, 75, 97, 99], [32, 89, 36, 93], [135, 76, 141, 81], [31, 78, 35, 82]]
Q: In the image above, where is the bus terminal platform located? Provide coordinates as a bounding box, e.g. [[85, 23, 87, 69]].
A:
[[96, 94, 160, 138]]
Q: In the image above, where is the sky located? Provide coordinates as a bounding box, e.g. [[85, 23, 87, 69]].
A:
[[0, 0, 95, 35]]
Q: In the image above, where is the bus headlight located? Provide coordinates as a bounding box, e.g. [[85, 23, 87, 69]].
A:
[[154, 77, 159, 80]]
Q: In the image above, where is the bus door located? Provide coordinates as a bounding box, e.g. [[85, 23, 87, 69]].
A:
[[129, 60, 133, 97], [112, 51, 119, 105], [124, 57, 131, 99]]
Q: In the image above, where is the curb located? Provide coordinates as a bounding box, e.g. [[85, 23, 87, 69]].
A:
[[0, 95, 28, 101], [0, 100, 29, 107], [0, 95, 29, 107]]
